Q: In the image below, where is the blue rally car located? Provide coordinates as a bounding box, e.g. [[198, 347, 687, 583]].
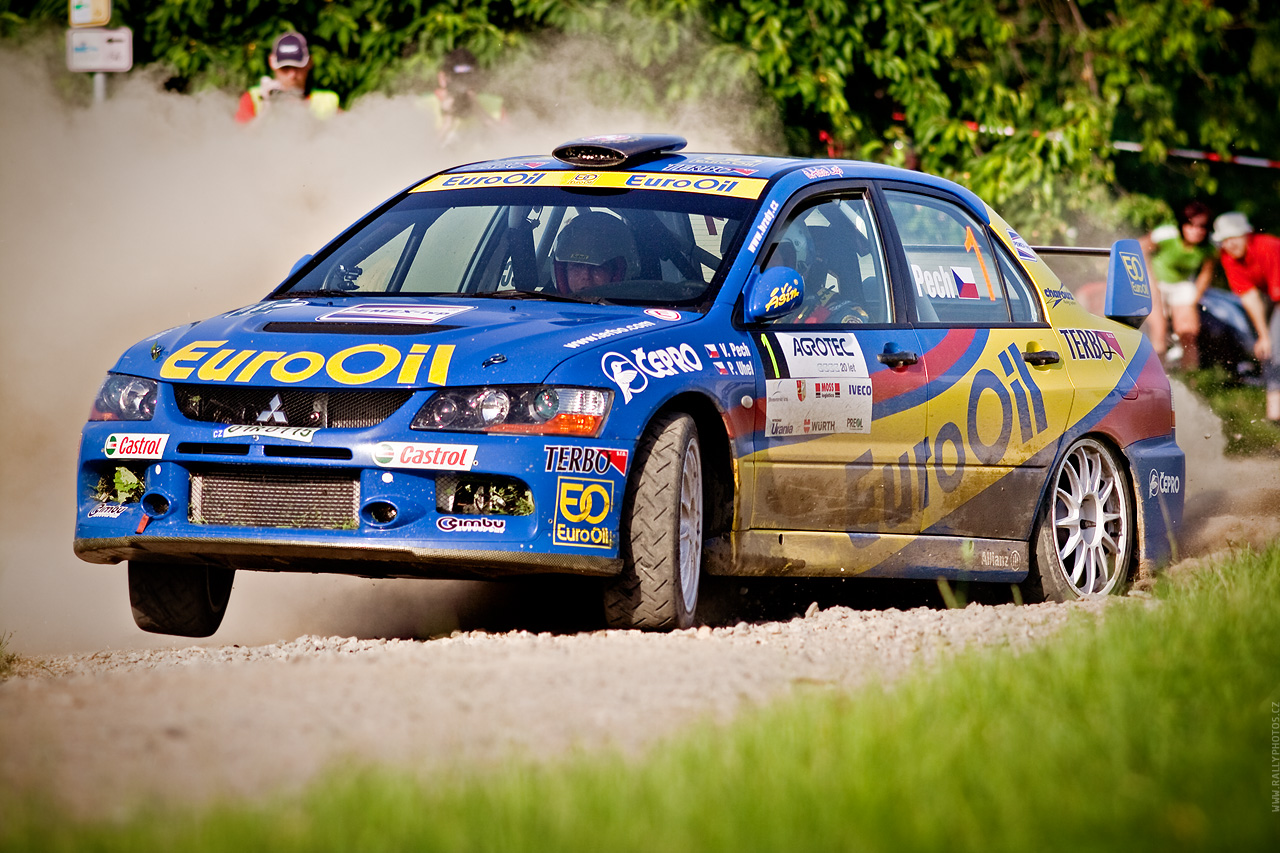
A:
[[75, 134, 1184, 636]]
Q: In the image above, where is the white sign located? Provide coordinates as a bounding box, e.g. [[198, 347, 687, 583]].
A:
[[66, 27, 132, 73], [69, 0, 111, 28]]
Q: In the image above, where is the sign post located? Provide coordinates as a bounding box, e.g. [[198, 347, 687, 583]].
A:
[[67, 0, 124, 104]]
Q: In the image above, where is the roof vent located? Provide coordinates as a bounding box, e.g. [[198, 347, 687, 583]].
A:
[[553, 134, 687, 169]]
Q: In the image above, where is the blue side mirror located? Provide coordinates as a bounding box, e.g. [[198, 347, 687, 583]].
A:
[[1104, 239, 1151, 328], [743, 266, 805, 323], [286, 254, 314, 280]]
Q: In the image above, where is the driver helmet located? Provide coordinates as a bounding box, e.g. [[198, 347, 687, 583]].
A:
[[767, 220, 814, 276], [552, 211, 634, 293]]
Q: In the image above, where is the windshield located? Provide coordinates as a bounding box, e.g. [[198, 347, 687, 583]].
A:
[[279, 183, 757, 307]]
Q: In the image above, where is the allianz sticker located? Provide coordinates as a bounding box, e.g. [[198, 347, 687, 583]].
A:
[[768, 333, 872, 436], [1007, 229, 1038, 262], [318, 304, 474, 324], [87, 503, 129, 519], [214, 425, 318, 442]]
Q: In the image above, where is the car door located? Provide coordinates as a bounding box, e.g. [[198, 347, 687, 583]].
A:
[[879, 186, 1073, 541], [746, 189, 928, 535]]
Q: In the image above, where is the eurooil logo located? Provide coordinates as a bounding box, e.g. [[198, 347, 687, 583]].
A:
[[554, 477, 615, 549]]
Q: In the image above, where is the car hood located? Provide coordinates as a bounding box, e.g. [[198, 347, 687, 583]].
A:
[[114, 298, 696, 388]]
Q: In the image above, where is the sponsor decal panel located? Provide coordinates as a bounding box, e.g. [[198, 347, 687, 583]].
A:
[[318, 304, 474, 324], [159, 340, 455, 387], [545, 445, 629, 476], [1120, 251, 1150, 295], [1149, 469, 1181, 497], [563, 320, 655, 349], [747, 200, 780, 253], [1043, 287, 1075, 307], [644, 308, 681, 322], [554, 477, 615, 549], [437, 516, 506, 534], [802, 165, 843, 179], [765, 333, 872, 436], [372, 442, 477, 471], [1060, 329, 1125, 361], [87, 503, 129, 519], [104, 433, 169, 459], [601, 343, 703, 403], [214, 425, 318, 443], [411, 171, 768, 199], [1007, 229, 1038, 263]]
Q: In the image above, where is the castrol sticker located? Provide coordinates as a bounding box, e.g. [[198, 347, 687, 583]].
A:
[[371, 441, 477, 471], [103, 433, 169, 459]]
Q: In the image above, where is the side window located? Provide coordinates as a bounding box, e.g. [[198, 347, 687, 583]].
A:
[[885, 190, 1013, 324], [762, 195, 892, 326], [994, 243, 1043, 323]]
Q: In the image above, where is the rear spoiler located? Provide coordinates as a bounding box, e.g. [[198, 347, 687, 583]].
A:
[[1033, 239, 1152, 328]]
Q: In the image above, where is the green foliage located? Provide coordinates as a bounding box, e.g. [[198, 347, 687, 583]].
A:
[[1183, 367, 1280, 456], [4, 1, 1280, 235], [4, 545, 1278, 849], [93, 467, 144, 504]]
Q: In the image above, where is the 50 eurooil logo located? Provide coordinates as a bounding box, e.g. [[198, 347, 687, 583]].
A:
[[554, 477, 615, 549]]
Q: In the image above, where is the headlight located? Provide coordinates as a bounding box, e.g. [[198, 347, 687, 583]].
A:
[[411, 386, 612, 437], [89, 374, 158, 421]]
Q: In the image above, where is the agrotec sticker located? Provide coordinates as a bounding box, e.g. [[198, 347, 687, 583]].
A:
[[103, 433, 169, 459], [372, 441, 478, 471]]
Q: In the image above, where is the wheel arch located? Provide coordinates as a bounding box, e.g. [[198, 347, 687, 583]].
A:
[[644, 392, 736, 541]]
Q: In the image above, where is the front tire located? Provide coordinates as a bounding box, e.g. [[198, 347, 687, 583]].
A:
[[1023, 437, 1134, 602], [604, 413, 704, 630], [128, 562, 235, 637]]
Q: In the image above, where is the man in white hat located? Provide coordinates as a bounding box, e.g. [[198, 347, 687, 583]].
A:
[[1215, 211, 1280, 421], [236, 32, 339, 123]]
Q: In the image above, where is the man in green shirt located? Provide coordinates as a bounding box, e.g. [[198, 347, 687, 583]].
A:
[[1140, 201, 1215, 369]]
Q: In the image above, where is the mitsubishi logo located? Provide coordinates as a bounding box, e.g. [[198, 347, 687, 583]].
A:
[[257, 394, 288, 425]]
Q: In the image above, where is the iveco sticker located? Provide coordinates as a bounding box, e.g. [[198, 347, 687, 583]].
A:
[[1007, 229, 1038, 262], [104, 433, 169, 459], [554, 477, 615, 549], [372, 442, 477, 471], [1061, 329, 1124, 361], [1149, 469, 1181, 497], [437, 516, 506, 533], [645, 308, 681, 321], [87, 503, 129, 519], [544, 445, 629, 476], [318, 304, 475, 324], [214, 425, 318, 443]]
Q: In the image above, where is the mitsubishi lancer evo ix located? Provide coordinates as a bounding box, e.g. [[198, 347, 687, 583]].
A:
[[75, 133, 1183, 636]]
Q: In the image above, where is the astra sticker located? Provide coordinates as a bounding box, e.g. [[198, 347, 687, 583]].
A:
[[214, 425, 318, 443], [318, 304, 475, 324], [1060, 329, 1125, 361], [372, 442, 477, 471], [544, 445, 629, 476], [437, 516, 506, 533], [159, 340, 454, 386], [104, 433, 169, 459], [554, 477, 615, 549], [87, 503, 129, 519], [1007, 229, 1038, 262]]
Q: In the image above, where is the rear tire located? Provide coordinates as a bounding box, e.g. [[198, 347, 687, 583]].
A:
[[604, 413, 703, 630], [128, 562, 235, 637], [1022, 437, 1134, 602]]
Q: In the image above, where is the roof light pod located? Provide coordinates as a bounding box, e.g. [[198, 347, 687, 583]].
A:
[[552, 134, 687, 169]]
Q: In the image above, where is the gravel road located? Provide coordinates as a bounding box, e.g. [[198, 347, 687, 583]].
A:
[[3, 382, 1273, 820]]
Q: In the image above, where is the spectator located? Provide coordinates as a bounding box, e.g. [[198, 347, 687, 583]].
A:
[[422, 48, 504, 143], [1214, 211, 1280, 422], [236, 32, 339, 123], [1140, 201, 1215, 368]]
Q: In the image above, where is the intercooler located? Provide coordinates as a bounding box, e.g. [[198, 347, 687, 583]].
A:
[[189, 468, 360, 529]]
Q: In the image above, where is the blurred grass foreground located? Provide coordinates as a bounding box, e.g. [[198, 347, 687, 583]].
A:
[[5, 547, 1279, 851]]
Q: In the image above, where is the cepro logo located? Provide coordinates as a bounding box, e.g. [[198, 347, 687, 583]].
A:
[[554, 477, 615, 548]]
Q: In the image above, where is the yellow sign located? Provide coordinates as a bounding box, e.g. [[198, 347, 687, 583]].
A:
[[412, 170, 768, 199], [69, 0, 111, 27]]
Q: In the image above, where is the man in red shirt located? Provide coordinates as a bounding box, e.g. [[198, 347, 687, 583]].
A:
[[1214, 211, 1280, 421]]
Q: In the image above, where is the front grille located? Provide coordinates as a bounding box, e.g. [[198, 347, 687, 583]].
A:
[[190, 468, 359, 529], [174, 386, 413, 429]]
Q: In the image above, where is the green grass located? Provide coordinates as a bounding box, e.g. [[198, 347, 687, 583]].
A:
[[1182, 366, 1280, 455], [5, 549, 1280, 851]]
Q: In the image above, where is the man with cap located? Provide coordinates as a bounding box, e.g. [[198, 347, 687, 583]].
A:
[[1215, 211, 1280, 421], [422, 48, 504, 143], [236, 32, 340, 123]]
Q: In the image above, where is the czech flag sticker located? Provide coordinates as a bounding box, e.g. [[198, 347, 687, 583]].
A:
[[952, 266, 980, 299]]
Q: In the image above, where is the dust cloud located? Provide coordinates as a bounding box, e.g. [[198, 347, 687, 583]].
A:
[[0, 37, 771, 655]]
